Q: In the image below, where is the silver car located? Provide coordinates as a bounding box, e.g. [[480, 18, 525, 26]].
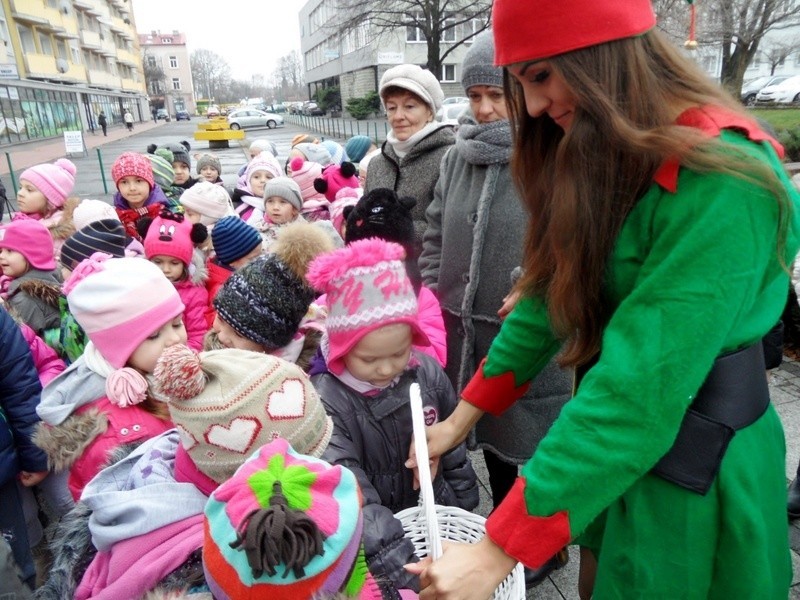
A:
[[226, 109, 284, 130]]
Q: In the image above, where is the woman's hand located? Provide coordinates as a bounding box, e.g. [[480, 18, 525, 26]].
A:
[[405, 537, 517, 599], [19, 470, 48, 487], [497, 290, 521, 321]]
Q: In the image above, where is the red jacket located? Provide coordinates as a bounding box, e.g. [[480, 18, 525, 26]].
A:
[[204, 257, 233, 328]]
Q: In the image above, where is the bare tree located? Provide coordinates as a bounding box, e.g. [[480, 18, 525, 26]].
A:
[[764, 37, 800, 73], [334, 0, 492, 78], [190, 49, 232, 101], [273, 51, 304, 101]]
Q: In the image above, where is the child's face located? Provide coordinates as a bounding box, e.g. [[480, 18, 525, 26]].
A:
[[150, 255, 185, 282], [249, 171, 272, 198], [212, 315, 265, 352], [0, 248, 29, 278], [183, 208, 202, 224], [173, 162, 191, 185], [127, 315, 187, 374], [265, 196, 298, 225], [199, 165, 219, 182], [16, 180, 49, 215], [344, 323, 413, 388], [117, 176, 151, 209], [229, 245, 263, 270]]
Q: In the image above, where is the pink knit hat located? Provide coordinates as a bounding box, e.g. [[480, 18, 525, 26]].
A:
[[0, 219, 56, 270], [143, 212, 196, 267], [330, 187, 361, 234], [289, 157, 326, 203], [111, 152, 155, 189], [19, 158, 76, 209], [306, 238, 429, 375], [64, 254, 184, 369], [244, 153, 282, 190]]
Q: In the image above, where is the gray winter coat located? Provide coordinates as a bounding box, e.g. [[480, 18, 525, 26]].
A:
[[365, 125, 455, 250], [7, 268, 61, 337], [420, 140, 573, 464], [312, 352, 478, 597]]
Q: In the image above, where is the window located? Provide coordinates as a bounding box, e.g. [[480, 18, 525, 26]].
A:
[[161, 37, 172, 43], [463, 17, 483, 42], [17, 25, 35, 54], [406, 12, 425, 43], [172, 77, 181, 90], [147, 55, 157, 68], [56, 39, 67, 60], [169, 55, 177, 68], [441, 64, 456, 82], [441, 16, 456, 42], [38, 32, 53, 55]]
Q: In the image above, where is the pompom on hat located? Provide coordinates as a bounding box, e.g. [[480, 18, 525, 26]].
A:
[[492, 0, 656, 66], [179, 181, 234, 227], [202, 438, 380, 600], [152, 345, 333, 484], [306, 238, 429, 375], [313, 162, 359, 203], [111, 152, 154, 189], [379, 64, 444, 113], [0, 219, 56, 270], [19, 158, 76, 209], [73, 199, 120, 231], [289, 158, 325, 203]]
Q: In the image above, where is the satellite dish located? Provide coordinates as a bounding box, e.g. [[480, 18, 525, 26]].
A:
[[56, 58, 69, 74]]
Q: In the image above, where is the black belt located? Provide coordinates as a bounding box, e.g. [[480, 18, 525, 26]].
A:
[[575, 342, 770, 495]]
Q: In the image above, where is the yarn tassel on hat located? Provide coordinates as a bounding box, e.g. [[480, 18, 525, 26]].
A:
[[685, 0, 698, 49]]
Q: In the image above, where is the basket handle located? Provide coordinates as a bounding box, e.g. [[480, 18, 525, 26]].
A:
[[410, 383, 443, 559]]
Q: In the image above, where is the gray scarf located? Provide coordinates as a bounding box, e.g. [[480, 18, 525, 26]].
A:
[[455, 114, 512, 166]]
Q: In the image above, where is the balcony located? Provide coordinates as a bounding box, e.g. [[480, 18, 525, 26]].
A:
[[61, 62, 87, 83], [121, 77, 144, 93], [10, 0, 50, 26], [87, 68, 120, 89], [80, 29, 102, 50], [24, 53, 57, 77], [117, 48, 139, 67], [109, 16, 129, 34]]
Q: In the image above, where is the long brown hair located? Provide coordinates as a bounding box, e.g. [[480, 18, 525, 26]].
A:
[[505, 29, 791, 367]]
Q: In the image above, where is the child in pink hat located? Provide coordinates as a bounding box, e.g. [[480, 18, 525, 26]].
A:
[[289, 156, 329, 222], [14, 158, 79, 261], [143, 211, 210, 351], [306, 238, 478, 596], [232, 153, 282, 224], [0, 219, 62, 339], [34, 254, 184, 500]]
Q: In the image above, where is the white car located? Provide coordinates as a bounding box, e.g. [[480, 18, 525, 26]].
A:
[[756, 74, 800, 105], [442, 96, 468, 105], [435, 103, 469, 126], [226, 109, 284, 130]]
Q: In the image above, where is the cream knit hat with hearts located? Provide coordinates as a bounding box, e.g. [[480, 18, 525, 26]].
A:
[[152, 345, 332, 484]]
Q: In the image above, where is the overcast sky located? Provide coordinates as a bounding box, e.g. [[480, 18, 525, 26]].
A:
[[130, 0, 308, 81]]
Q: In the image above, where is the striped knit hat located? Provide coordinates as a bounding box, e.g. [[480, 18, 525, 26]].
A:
[[203, 438, 380, 600], [306, 238, 429, 375], [211, 216, 262, 266], [144, 149, 176, 191], [64, 254, 184, 369], [152, 346, 333, 484], [61, 219, 126, 270]]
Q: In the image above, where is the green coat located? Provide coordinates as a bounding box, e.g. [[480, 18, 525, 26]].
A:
[[463, 111, 799, 598]]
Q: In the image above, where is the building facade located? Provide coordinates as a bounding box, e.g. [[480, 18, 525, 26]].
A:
[[0, 0, 148, 144], [138, 30, 195, 117], [299, 0, 488, 115]]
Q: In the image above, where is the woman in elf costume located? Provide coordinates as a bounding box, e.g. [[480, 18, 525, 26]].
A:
[[406, 1, 800, 598]]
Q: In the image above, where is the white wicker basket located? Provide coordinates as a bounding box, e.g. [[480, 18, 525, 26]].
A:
[[396, 384, 526, 600]]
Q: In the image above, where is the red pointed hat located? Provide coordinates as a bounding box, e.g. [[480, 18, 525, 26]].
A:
[[493, 0, 657, 66]]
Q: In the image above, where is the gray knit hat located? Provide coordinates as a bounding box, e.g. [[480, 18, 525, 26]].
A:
[[196, 153, 221, 175], [263, 176, 303, 211], [294, 142, 332, 167], [462, 30, 503, 92], [379, 64, 444, 113]]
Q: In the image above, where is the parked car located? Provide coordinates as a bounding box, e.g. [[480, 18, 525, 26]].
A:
[[442, 96, 469, 105], [435, 102, 469, 126], [226, 108, 284, 130], [156, 108, 169, 120], [302, 102, 325, 116], [206, 105, 221, 118], [175, 110, 191, 121], [741, 75, 790, 106], [756, 74, 800, 105]]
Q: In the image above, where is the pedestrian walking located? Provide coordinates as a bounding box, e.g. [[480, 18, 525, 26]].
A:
[[97, 111, 107, 137], [407, 1, 800, 598], [123, 109, 133, 132]]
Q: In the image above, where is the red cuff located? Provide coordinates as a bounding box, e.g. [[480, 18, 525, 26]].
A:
[[461, 359, 530, 416], [486, 478, 571, 569]]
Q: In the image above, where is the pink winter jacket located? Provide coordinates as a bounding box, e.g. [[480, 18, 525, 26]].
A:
[[416, 285, 447, 368], [19, 323, 65, 386], [174, 280, 209, 351]]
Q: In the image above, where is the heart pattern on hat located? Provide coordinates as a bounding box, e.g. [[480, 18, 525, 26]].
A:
[[176, 424, 198, 451], [266, 379, 306, 420], [205, 417, 263, 454]]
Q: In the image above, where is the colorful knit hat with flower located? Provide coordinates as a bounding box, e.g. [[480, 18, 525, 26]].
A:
[[203, 438, 381, 600], [143, 210, 207, 267], [306, 238, 429, 375], [111, 152, 155, 190], [19, 158, 76, 209], [152, 345, 333, 484], [64, 253, 184, 406]]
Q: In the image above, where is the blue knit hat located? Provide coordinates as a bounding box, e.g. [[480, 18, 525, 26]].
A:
[[321, 140, 348, 165], [344, 136, 373, 163], [61, 218, 126, 270], [211, 216, 262, 266]]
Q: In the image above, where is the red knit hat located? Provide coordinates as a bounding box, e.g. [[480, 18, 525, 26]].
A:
[[111, 152, 155, 190], [493, 0, 656, 66]]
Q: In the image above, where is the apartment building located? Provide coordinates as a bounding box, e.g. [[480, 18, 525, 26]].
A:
[[299, 0, 488, 114], [138, 30, 194, 116], [0, 0, 148, 144]]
